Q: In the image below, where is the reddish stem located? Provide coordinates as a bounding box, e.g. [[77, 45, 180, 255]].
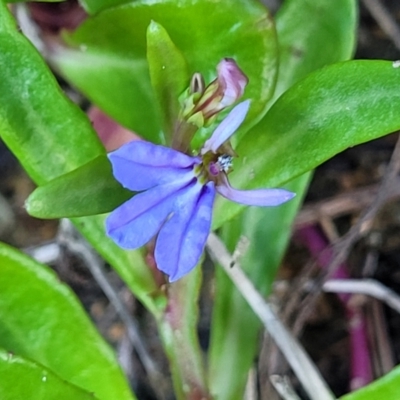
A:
[[297, 225, 373, 390]]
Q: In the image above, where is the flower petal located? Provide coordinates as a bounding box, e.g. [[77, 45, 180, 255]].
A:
[[201, 100, 250, 154], [109, 140, 199, 191], [106, 175, 194, 249], [216, 174, 295, 206], [217, 58, 248, 107], [155, 182, 215, 282]]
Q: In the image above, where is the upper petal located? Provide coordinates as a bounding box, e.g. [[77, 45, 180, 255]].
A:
[[217, 58, 248, 107], [106, 173, 194, 249], [155, 181, 215, 282], [216, 174, 295, 206], [201, 100, 250, 154], [109, 140, 199, 191]]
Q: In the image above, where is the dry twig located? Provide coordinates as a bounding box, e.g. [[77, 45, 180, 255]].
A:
[[324, 278, 400, 314], [269, 375, 302, 400], [207, 232, 335, 400], [291, 135, 400, 334], [294, 183, 400, 228], [24, 241, 61, 265], [362, 0, 400, 51]]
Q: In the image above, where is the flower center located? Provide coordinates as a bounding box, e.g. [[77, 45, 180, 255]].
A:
[[217, 154, 233, 172], [193, 152, 233, 185]]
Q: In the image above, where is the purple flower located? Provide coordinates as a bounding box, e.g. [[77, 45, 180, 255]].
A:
[[106, 100, 295, 282]]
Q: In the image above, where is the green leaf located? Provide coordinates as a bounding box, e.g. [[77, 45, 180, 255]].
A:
[[0, 242, 135, 400], [209, 1, 357, 398], [26, 155, 133, 218], [341, 366, 400, 400], [147, 21, 189, 144], [0, 1, 162, 317], [0, 2, 104, 186], [54, 0, 278, 142], [0, 350, 98, 400], [213, 59, 400, 229], [271, 0, 357, 105], [78, 0, 132, 14]]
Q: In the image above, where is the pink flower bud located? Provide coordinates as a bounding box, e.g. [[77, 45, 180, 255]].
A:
[[189, 58, 248, 121], [217, 58, 248, 107]]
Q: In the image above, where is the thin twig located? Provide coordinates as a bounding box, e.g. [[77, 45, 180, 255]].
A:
[[292, 135, 400, 334], [259, 331, 284, 400], [24, 241, 61, 265], [0, 193, 15, 237], [244, 368, 258, 400], [58, 219, 168, 400], [13, 3, 47, 55], [324, 279, 400, 314], [362, 0, 400, 51], [297, 225, 373, 388], [330, 135, 400, 271], [207, 232, 335, 400], [269, 375, 302, 400], [367, 300, 395, 376], [294, 182, 400, 228]]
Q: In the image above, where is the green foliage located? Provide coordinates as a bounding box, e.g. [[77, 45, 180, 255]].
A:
[[0, 243, 134, 400], [54, 0, 277, 141], [26, 156, 133, 218], [0, 350, 98, 400], [0, 0, 163, 317], [146, 21, 189, 144], [78, 0, 132, 14], [0, 1, 103, 186]]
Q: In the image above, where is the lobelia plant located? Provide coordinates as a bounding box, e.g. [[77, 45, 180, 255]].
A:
[[3, 0, 400, 399], [106, 60, 294, 281]]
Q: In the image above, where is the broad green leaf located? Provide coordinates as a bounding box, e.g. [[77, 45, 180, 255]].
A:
[[209, 1, 357, 398], [0, 242, 134, 400], [341, 366, 400, 400], [0, 1, 161, 316], [212, 59, 400, 229], [26, 155, 133, 218], [0, 350, 99, 400], [0, 1, 103, 185], [54, 0, 278, 142], [272, 0, 357, 105], [147, 21, 189, 144]]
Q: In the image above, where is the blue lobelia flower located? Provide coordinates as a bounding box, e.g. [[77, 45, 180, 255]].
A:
[[106, 100, 295, 282]]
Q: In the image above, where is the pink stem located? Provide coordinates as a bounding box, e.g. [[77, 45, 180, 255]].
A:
[[297, 225, 373, 390]]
